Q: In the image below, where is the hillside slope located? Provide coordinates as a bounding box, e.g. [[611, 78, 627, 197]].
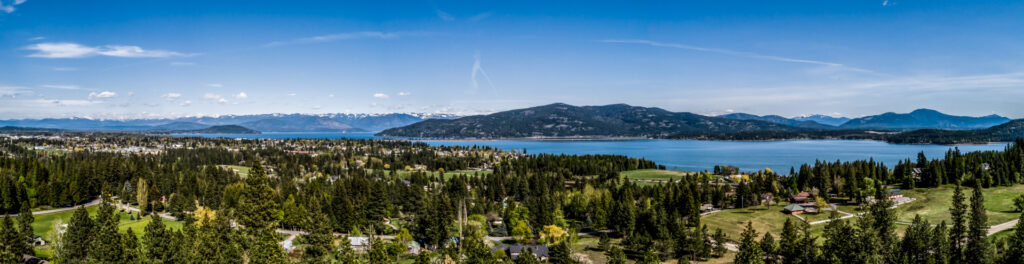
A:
[[377, 103, 804, 138]]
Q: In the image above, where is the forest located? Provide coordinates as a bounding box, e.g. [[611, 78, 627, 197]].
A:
[[0, 133, 1021, 264]]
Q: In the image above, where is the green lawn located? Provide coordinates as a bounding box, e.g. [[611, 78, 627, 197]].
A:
[[224, 165, 252, 177], [898, 184, 1024, 226], [620, 169, 693, 182], [26, 205, 183, 243], [702, 204, 817, 241]]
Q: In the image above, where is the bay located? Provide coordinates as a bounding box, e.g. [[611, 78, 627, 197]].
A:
[[174, 132, 1010, 172]]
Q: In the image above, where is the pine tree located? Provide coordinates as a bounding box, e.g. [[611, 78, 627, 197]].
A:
[[122, 228, 142, 264], [760, 232, 777, 264], [933, 221, 951, 264], [734, 222, 764, 264], [143, 214, 173, 263], [712, 228, 728, 257], [1002, 213, 1024, 264], [597, 232, 610, 251], [548, 241, 574, 264], [965, 184, 991, 264], [606, 246, 626, 264], [0, 217, 21, 264], [195, 211, 243, 263], [16, 202, 33, 255], [59, 206, 94, 263], [950, 184, 968, 263], [303, 204, 335, 264], [778, 218, 799, 263], [237, 163, 284, 264], [901, 215, 931, 263], [337, 235, 358, 264], [89, 200, 126, 262]]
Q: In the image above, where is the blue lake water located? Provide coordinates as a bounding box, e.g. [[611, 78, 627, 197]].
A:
[[174, 132, 1011, 172]]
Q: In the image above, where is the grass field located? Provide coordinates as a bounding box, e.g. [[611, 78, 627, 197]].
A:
[[27, 205, 183, 241], [898, 184, 1024, 226], [701, 204, 819, 241], [224, 165, 252, 177], [620, 169, 693, 182]]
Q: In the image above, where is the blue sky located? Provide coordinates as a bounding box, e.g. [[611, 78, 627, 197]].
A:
[[1, 0, 1023, 119]]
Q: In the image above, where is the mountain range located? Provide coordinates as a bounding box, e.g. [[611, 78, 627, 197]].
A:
[[378, 103, 1019, 142], [379, 103, 806, 138], [0, 113, 459, 133]]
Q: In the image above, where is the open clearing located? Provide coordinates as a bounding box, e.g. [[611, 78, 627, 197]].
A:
[[620, 169, 693, 182], [898, 184, 1024, 226]]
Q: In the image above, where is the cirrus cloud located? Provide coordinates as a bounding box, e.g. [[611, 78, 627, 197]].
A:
[[373, 93, 389, 99], [88, 91, 117, 99], [25, 42, 191, 59]]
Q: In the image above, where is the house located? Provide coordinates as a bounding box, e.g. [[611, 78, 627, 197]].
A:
[[30, 236, 45, 246], [790, 192, 811, 203], [490, 217, 504, 226], [783, 204, 806, 215], [887, 189, 904, 200], [700, 204, 715, 213], [347, 237, 370, 252], [493, 244, 550, 261]]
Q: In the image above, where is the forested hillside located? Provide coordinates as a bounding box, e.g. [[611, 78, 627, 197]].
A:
[[0, 134, 1021, 263]]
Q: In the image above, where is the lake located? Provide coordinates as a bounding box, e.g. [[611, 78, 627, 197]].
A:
[[174, 132, 1010, 172]]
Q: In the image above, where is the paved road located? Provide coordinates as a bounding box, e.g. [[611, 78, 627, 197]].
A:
[[987, 219, 1019, 236], [1, 197, 101, 217]]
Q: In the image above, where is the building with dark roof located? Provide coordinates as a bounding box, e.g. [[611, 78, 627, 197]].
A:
[[493, 244, 549, 261]]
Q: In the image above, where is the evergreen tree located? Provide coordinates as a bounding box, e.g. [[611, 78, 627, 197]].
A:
[[143, 214, 173, 263], [901, 215, 932, 264], [712, 228, 728, 257], [89, 200, 126, 262], [0, 217, 21, 264], [368, 237, 390, 264], [606, 246, 626, 264], [59, 206, 94, 263], [517, 248, 541, 264], [549, 241, 575, 264], [1002, 213, 1024, 264], [597, 232, 610, 251], [337, 236, 358, 264], [237, 163, 284, 264], [760, 232, 777, 264], [734, 222, 764, 264], [414, 252, 432, 264], [16, 202, 33, 255], [778, 218, 800, 263], [950, 184, 968, 263], [933, 221, 951, 264], [303, 204, 335, 264], [965, 184, 991, 264], [122, 228, 142, 264], [195, 211, 243, 263]]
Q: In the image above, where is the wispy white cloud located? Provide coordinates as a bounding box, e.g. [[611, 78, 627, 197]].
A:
[[203, 93, 222, 100], [25, 42, 191, 58], [468, 12, 492, 22], [88, 91, 117, 99], [312, 105, 322, 110], [882, 0, 891, 7], [206, 83, 223, 88], [373, 93, 389, 99], [28, 36, 45, 41], [161, 93, 182, 101], [0, 86, 27, 98], [601, 39, 875, 73], [179, 100, 192, 106], [52, 67, 76, 71], [234, 92, 248, 99], [287, 93, 296, 96], [265, 31, 405, 47], [41, 84, 80, 90], [217, 98, 229, 104], [1, 0, 26, 14], [169, 61, 195, 66], [470, 52, 496, 93], [397, 92, 411, 96], [435, 9, 454, 21]]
